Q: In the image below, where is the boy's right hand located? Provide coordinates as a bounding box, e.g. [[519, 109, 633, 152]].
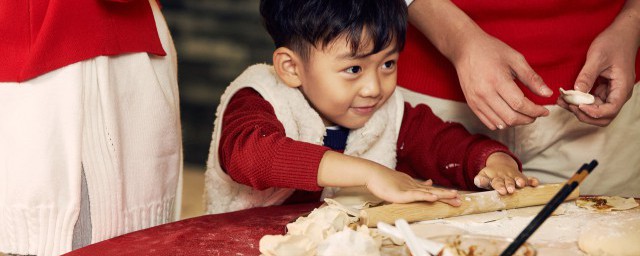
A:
[[365, 168, 461, 206], [317, 151, 460, 206]]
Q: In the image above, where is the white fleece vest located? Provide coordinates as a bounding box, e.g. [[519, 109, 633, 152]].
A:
[[204, 64, 405, 214]]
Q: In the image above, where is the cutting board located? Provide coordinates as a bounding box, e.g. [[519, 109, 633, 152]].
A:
[[359, 183, 578, 227]]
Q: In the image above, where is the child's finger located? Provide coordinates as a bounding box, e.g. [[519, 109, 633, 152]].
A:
[[474, 175, 491, 189], [426, 187, 458, 199], [407, 190, 438, 203], [422, 179, 433, 186], [514, 176, 527, 188], [438, 197, 462, 207], [490, 177, 508, 195], [504, 177, 516, 194], [528, 176, 540, 186]]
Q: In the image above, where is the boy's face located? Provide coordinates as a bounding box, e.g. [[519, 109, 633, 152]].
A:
[[296, 37, 399, 129]]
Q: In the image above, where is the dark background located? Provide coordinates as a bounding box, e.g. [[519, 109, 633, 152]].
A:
[[161, 0, 273, 166]]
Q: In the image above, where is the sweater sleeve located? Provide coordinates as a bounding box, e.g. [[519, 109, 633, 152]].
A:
[[395, 102, 522, 191], [219, 88, 329, 191]]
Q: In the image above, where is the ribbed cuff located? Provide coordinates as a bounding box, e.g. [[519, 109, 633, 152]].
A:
[[0, 206, 77, 256], [271, 141, 330, 191]]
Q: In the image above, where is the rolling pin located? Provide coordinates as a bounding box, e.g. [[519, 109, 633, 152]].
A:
[[359, 183, 578, 227]]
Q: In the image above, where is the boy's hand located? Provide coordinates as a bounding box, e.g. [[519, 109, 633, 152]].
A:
[[365, 168, 461, 206], [474, 152, 539, 195]]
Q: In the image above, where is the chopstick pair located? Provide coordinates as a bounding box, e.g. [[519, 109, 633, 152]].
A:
[[500, 159, 598, 256]]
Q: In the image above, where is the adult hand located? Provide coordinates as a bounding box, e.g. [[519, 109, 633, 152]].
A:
[[408, 0, 552, 131], [452, 32, 552, 130], [557, 4, 640, 126]]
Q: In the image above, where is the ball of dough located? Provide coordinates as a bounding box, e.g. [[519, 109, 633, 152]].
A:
[[578, 217, 640, 256]]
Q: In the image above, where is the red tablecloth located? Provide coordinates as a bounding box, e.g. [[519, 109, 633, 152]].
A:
[[64, 202, 321, 256]]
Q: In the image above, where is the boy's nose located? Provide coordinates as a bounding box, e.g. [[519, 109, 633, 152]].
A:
[[360, 76, 381, 98]]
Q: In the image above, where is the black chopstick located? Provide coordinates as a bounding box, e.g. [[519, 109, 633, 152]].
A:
[[500, 159, 598, 256]]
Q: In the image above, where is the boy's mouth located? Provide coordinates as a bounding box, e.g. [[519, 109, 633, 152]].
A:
[[351, 105, 376, 115]]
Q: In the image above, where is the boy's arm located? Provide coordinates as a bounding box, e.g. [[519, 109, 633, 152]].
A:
[[219, 88, 329, 191], [395, 102, 522, 191], [221, 89, 461, 204]]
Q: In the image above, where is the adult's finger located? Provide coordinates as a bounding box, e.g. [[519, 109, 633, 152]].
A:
[[578, 81, 629, 121], [567, 104, 612, 126], [493, 84, 543, 125], [510, 54, 553, 97], [472, 99, 508, 130], [498, 81, 549, 120]]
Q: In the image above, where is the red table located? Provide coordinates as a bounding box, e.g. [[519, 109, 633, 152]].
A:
[[64, 202, 321, 256]]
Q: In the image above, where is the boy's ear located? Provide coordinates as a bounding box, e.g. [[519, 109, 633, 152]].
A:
[[273, 47, 303, 88]]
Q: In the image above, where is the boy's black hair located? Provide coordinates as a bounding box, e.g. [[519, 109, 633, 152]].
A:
[[260, 0, 407, 60]]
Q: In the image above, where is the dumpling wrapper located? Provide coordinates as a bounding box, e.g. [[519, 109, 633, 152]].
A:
[[560, 88, 595, 105], [576, 196, 639, 211]]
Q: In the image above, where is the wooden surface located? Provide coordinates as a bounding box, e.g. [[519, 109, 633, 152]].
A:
[[360, 183, 579, 227]]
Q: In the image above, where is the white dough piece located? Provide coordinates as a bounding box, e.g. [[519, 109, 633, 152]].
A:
[[259, 234, 316, 256], [578, 217, 640, 256], [560, 88, 595, 105], [285, 204, 357, 243], [329, 186, 384, 210], [317, 226, 382, 256]]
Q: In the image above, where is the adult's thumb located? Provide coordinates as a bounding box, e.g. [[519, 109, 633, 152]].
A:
[[574, 57, 604, 93]]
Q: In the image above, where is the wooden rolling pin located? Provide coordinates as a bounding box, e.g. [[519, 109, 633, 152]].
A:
[[359, 183, 578, 227]]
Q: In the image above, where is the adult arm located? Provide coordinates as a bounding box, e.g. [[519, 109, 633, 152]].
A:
[[558, 0, 640, 126], [407, 0, 552, 129]]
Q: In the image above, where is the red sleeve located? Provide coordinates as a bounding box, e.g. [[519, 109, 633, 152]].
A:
[[395, 102, 522, 191], [219, 88, 330, 191]]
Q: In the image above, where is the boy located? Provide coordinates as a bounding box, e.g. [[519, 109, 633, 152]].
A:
[[204, 0, 538, 214]]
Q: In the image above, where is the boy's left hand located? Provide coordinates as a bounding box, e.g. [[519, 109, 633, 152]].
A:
[[474, 152, 539, 195]]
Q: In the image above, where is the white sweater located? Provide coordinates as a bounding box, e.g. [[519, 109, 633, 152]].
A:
[[204, 64, 405, 214]]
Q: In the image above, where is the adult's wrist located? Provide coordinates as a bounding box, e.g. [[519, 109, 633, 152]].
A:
[[407, 0, 486, 63]]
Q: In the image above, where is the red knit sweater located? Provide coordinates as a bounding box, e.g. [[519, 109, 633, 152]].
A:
[[219, 88, 520, 203], [0, 0, 164, 82], [398, 0, 640, 105]]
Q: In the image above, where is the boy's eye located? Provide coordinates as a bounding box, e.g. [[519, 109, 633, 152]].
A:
[[382, 60, 396, 69], [345, 66, 362, 74]]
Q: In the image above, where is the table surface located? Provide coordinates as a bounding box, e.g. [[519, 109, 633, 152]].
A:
[[64, 202, 321, 256], [64, 199, 640, 256]]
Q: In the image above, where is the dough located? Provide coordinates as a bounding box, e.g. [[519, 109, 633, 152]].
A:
[[560, 88, 595, 105], [506, 203, 567, 218], [329, 186, 384, 210], [259, 234, 315, 256], [576, 196, 639, 211], [317, 226, 381, 256], [578, 217, 640, 256]]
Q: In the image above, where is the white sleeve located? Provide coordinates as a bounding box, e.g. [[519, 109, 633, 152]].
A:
[[405, 0, 414, 6]]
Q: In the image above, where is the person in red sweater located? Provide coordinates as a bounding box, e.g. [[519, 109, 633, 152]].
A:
[[0, 1, 181, 255], [398, 0, 640, 196], [203, 0, 539, 214]]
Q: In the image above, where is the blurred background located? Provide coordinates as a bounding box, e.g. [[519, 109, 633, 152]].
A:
[[159, 0, 273, 218]]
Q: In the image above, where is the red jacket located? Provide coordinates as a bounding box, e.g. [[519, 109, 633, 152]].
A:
[[398, 0, 640, 105], [0, 0, 164, 82], [218, 88, 520, 203]]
